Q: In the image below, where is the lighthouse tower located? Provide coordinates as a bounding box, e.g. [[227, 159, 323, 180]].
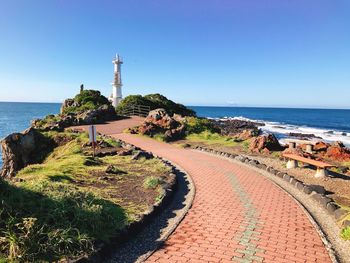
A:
[[110, 54, 123, 107]]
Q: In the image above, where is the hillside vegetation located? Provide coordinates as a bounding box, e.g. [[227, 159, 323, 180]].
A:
[[33, 90, 117, 131], [0, 131, 171, 261], [116, 93, 196, 117]]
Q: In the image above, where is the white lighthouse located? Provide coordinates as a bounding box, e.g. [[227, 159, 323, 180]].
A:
[[110, 54, 123, 107]]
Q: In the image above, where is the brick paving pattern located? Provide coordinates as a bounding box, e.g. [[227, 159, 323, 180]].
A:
[[88, 118, 332, 263]]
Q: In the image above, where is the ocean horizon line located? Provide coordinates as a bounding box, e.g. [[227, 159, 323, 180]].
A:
[[0, 101, 350, 111]]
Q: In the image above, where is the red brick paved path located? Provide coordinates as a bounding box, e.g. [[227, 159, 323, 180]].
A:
[[88, 118, 332, 263]]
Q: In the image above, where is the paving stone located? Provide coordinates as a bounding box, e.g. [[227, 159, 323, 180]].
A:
[[87, 120, 333, 263]]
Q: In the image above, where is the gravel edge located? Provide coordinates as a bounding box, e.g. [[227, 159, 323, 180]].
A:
[[136, 157, 196, 262]]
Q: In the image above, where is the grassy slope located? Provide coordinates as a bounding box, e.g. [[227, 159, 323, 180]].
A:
[[0, 132, 170, 261]]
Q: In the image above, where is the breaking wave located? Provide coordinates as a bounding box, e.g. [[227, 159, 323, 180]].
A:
[[216, 116, 350, 147]]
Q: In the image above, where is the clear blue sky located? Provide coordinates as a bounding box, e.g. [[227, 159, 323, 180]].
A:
[[0, 0, 349, 108]]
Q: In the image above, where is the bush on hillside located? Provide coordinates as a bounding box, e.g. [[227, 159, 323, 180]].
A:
[[62, 90, 111, 114], [116, 93, 196, 117], [32, 90, 117, 131]]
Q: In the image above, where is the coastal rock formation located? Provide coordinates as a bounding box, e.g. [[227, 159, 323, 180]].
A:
[[0, 128, 55, 178], [33, 90, 117, 131], [60, 98, 76, 114], [325, 141, 350, 161], [213, 119, 262, 137], [314, 141, 330, 152], [76, 104, 117, 124], [130, 108, 186, 141], [288, 132, 322, 140], [249, 134, 285, 154], [236, 129, 259, 141]]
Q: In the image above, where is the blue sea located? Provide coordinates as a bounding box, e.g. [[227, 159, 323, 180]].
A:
[[0, 102, 61, 167], [0, 103, 350, 168], [191, 106, 350, 146]]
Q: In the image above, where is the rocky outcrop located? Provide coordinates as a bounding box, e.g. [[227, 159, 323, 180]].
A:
[[249, 134, 285, 154], [288, 132, 322, 140], [314, 141, 330, 152], [212, 119, 262, 137], [236, 129, 259, 141], [325, 141, 350, 161], [76, 104, 117, 124], [33, 105, 117, 131], [1, 128, 56, 178], [130, 109, 186, 141], [60, 98, 76, 114]]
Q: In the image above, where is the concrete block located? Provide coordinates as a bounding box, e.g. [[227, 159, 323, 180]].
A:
[[319, 196, 332, 208], [303, 186, 312, 195], [270, 169, 278, 175], [308, 184, 326, 195], [326, 203, 339, 214], [290, 178, 297, 185], [296, 182, 304, 191], [283, 174, 291, 182], [276, 172, 285, 178]]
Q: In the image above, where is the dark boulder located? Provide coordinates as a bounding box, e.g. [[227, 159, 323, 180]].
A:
[[0, 128, 56, 178], [212, 119, 262, 137], [131, 151, 154, 160]]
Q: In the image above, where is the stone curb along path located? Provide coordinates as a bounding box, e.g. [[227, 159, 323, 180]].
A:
[[194, 146, 350, 263], [112, 133, 335, 263], [195, 146, 350, 226]]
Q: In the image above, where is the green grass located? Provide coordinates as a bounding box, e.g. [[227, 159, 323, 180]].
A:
[[153, 133, 168, 142], [143, 176, 163, 189], [103, 137, 122, 148], [186, 131, 239, 147], [340, 226, 350, 240], [242, 140, 250, 151], [0, 131, 170, 261], [185, 117, 219, 134]]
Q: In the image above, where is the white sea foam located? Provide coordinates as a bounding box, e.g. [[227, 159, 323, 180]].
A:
[[215, 116, 350, 147]]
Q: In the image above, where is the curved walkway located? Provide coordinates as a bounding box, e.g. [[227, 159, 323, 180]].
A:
[[112, 133, 332, 263]]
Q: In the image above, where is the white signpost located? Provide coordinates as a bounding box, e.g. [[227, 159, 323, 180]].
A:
[[88, 125, 97, 157]]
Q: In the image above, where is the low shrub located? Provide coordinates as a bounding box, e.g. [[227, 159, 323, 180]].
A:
[[143, 176, 162, 189], [340, 226, 350, 240], [62, 90, 110, 114]]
